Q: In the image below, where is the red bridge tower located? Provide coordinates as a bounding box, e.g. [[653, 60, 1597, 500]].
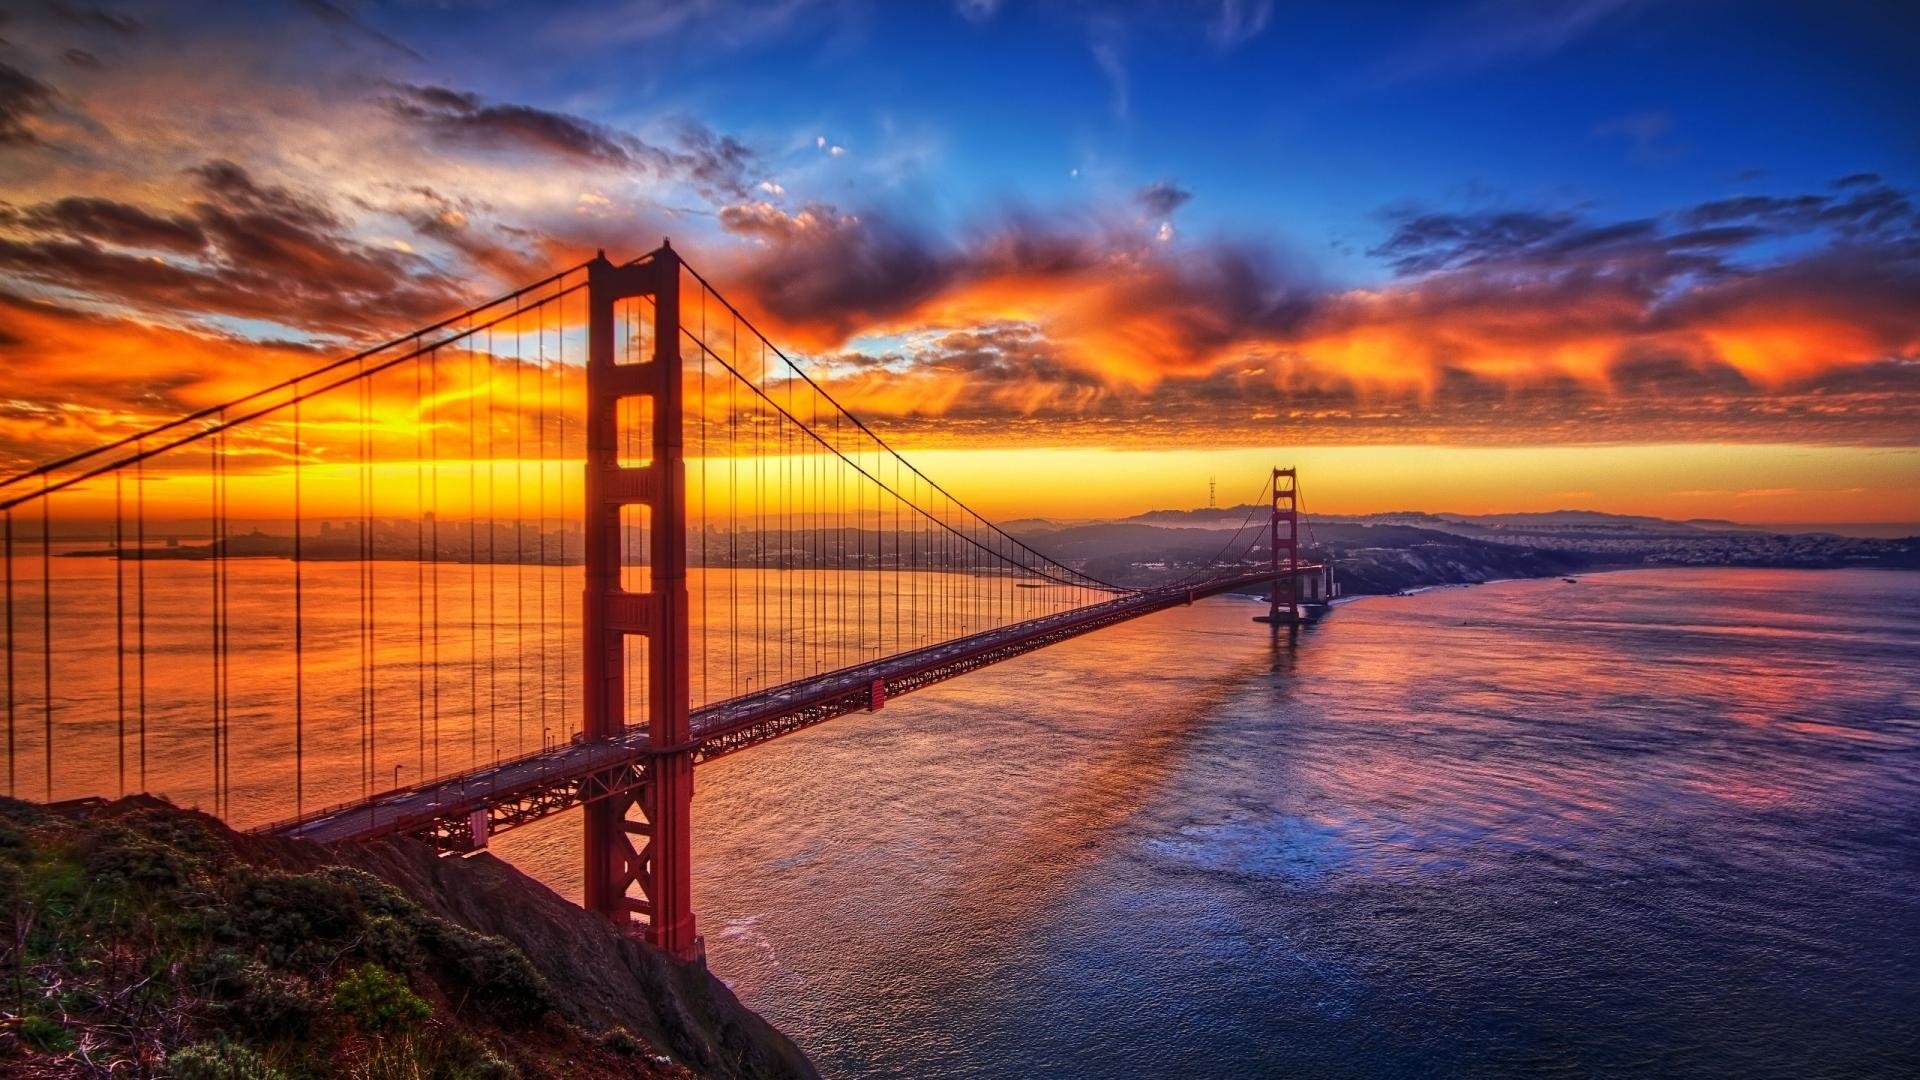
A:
[[583, 246, 701, 961], [1268, 467, 1299, 625]]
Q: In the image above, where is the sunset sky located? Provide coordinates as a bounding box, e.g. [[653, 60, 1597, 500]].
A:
[[2, 0, 1917, 525]]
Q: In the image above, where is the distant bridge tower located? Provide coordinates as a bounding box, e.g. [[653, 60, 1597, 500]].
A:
[[1208, 475, 1216, 510], [1269, 467, 1298, 625], [583, 245, 701, 961]]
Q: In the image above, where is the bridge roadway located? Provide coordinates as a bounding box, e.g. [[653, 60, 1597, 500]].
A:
[[269, 568, 1313, 850]]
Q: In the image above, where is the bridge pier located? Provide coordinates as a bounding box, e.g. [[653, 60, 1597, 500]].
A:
[[584, 245, 702, 962]]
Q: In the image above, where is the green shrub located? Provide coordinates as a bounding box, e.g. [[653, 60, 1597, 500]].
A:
[[213, 963, 320, 1039], [82, 826, 192, 891], [601, 1025, 642, 1055], [19, 1013, 74, 1052], [117, 809, 224, 858], [331, 962, 431, 1035], [363, 912, 424, 970], [419, 921, 552, 1021], [231, 871, 365, 965], [458, 1051, 520, 1079], [318, 867, 422, 921], [168, 1040, 286, 1080]]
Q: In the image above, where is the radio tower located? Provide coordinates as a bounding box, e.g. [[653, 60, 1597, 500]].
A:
[[1208, 476, 1216, 509]]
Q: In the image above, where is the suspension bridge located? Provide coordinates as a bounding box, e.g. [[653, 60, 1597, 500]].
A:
[[0, 244, 1332, 961]]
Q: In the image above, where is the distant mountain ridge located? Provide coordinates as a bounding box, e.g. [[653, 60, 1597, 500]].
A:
[[1118, 506, 1914, 540], [1034, 504, 1918, 594]]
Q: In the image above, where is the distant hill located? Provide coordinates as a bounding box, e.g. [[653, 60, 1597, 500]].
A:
[[1125, 505, 1267, 528], [1119, 505, 1915, 542], [1023, 505, 1918, 594]]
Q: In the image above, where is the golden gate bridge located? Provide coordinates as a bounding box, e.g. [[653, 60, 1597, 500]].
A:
[[0, 244, 1332, 961]]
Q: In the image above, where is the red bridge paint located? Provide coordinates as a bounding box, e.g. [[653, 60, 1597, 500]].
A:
[[1, 241, 1332, 968], [261, 244, 1327, 962]]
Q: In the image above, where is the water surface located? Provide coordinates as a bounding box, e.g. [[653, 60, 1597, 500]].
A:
[[502, 568, 1920, 1078]]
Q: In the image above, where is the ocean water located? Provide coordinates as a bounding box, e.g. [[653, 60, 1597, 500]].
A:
[[493, 567, 1920, 1078], [14, 552, 1915, 1075]]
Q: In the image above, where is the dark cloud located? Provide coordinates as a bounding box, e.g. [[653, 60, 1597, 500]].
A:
[[382, 82, 641, 168], [1372, 180, 1919, 297], [1683, 193, 1832, 229], [966, 210, 1110, 276], [0, 62, 55, 145], [1136, 180, 1193, 218], [719, 203, 955, 341], [703, 176, 1918, 449], [1680, 180, 1916, 237], [0, 160, 462, 335], [61, 48, 100, 68], [846, 337, 1920, 449], [670, 120, 756, 199], [14, 196, 206, 252], [1653, 242, 1920, 344], [716, 196, 1321, 377], [1368, 208, 1580, 274], [380, 83, 758, 197], [840, 362, 1918, 450]]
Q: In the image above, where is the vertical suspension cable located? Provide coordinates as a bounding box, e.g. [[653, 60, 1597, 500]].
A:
[[513, 303, 524, 753], [784, 372, 794, 685], [40, 479, 52, 801], [810, 380, 820, 671], [3, 510, 12, 797], [135, 444, 146, 791], [892, 453, 900, 655], [222, 424, 233, 812], [209, 438, 221, 811], [359, 370, 373, 797], [699, 286, 708, 704], [536, 297, 548, 747], [468, 323, 480, 769], [430, 339, 442, 776], [415, 339, 427, 775], [728, 320, 738, 697], [836, 410, 844, 672], [114, 472, 125, 796], [487, 322, 499, 762], [293, 395, 304, 817], [367, 374, 379, 796], [754, 337, 765, 690], [557, 286, 570, 743], [217, 422, 231, 815]]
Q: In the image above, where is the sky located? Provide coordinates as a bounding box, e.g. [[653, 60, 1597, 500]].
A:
[[1, 0, 1917, 524]]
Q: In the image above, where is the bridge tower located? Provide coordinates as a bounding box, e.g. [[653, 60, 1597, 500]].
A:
[[583, 245, 701, 961], [1269, 467, 1299, 625]]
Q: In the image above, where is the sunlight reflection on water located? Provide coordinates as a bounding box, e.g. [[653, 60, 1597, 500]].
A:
[[492, 568, 1919, 1079]]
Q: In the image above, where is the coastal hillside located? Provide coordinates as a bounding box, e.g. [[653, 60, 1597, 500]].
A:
[[1029, 510, 1917, 595], [1026, 520, 1595, 593], [0, 797, 817, 1080]]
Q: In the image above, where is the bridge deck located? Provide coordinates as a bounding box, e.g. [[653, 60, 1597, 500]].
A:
[[270, 569, 1310, 848]]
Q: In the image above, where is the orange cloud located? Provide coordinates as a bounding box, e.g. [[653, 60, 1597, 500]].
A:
[[698, 183, 1920, 437]]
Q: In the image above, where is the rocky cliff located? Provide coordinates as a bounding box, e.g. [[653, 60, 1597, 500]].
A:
[[0, 796, 817, 1080]]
